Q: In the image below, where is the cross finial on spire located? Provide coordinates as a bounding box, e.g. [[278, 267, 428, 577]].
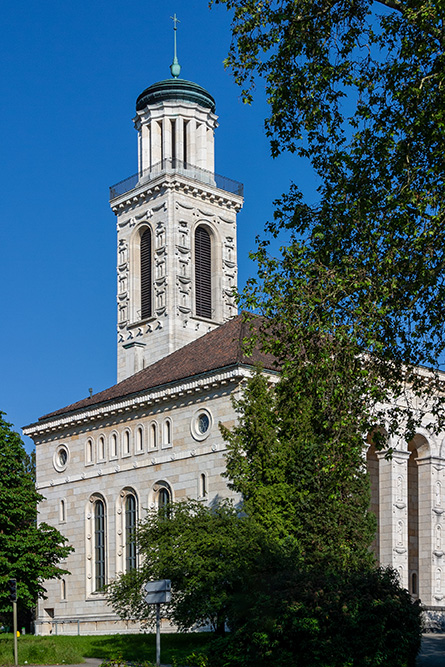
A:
[[170, 13, 181, 79]]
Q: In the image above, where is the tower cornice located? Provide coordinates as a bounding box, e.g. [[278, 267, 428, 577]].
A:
[[110, 168, 243, 215]]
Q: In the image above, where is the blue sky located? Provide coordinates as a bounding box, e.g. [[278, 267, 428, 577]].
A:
[[1, 1, 315, 452]]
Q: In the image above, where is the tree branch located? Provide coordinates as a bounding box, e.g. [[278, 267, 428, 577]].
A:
[[375, 0, 403, 12]]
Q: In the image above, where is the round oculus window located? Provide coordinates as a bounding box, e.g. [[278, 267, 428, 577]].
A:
[[197, 413, 210, 435], [53, 446, 69, 472], [191, 409, 213, 441]]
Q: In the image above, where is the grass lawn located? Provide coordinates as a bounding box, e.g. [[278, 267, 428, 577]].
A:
[[0, 632, 213, 666]]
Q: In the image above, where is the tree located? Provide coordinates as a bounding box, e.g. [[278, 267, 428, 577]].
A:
[[213, 0, 445, 442], [0, 413, 73, 618], [107, 499, 262, 634], [221, 366, 376, 571], [216, 368, 420, 666]]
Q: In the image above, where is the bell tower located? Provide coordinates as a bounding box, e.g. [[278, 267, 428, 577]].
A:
[[109, 26, 243, 382]]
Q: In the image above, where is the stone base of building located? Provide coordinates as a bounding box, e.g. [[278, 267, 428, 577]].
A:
[[35, 616, 178, 636], [422, 607, 445, 633]]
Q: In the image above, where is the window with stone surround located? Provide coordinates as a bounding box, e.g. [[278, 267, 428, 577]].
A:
[[136, 425, 144, 454], [125, 492, 138, 572], [150, 421, 158, 450], [97, 435, 106, 462], [110, 432, 118, 459], [162, 418, 172, 448], [122, 429, 131, 457], [85, 439, 94, 465], [94, 497, 106, 591]]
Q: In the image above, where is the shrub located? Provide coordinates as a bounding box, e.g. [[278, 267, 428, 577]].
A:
[[207, 567, 421, 667]]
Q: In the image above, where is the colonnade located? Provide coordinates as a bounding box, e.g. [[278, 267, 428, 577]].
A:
[[367, 434, 445, 607]]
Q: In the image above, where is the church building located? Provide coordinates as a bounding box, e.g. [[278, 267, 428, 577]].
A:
[[24, 49, 445, 634]]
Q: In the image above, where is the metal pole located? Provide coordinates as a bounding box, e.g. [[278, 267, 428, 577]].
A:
[[13, 600, 18, 667], [156, 603, 160, 667]]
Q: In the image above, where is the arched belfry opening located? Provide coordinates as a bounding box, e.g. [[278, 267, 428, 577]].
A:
[[195, 225, 212, 319], [140, 227, 152, 320]]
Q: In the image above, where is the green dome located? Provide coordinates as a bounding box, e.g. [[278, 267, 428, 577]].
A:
[[136, 78, 215, 113]]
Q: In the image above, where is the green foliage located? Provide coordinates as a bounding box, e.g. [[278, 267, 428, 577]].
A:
[[0, 413, 72, 615], [107, 499, 261, 633], [222, 367, 376, 571], [207, 567, 421, 667], [213, 0, 445, 440]]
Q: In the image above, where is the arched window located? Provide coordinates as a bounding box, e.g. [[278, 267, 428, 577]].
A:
[[61, 579, 66, 601], [140, 228, 152, 320], [195, 226, 212, 319], [60, 499, 66, 523], [154, 481, 172, 517], [136, 426, 144, 453], [110, 433, 118, 458], [163, 419, 172, 448], [150, 422, 158, 450], [125, 494, 137, 572], [200, 473, 207, 498], [86, 439, 93, 465], [94, 499, 106, 591], [98, 436, 105, 461], [122, 430, 130, 456], [158, 487, 170, 509]]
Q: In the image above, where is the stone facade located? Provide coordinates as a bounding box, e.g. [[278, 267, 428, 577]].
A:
[[29, 370, 244, 635]]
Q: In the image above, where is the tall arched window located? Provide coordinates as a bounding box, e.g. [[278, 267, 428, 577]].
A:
[[195, 226, 212, 319], [158, 487, 170, 509], [94, 499, 106, 591], [125, 494, 137, 572], [140, 228, 152, 320]]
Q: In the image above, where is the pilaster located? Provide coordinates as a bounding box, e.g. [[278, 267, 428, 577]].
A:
[[376, 449, 410, 589]]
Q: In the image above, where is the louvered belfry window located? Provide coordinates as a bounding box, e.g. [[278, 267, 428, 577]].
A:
[[195, 226, 212, 319], [140, 228, 152, 320]]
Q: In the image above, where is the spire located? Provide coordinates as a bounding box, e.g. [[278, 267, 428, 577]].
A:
[[170, 13, 181, 79]]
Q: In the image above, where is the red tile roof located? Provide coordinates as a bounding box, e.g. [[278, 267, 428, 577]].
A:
[[37, 314, 278, 422]]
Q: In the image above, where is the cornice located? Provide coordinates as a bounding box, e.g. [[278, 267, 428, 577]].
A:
[[23, 365, 254, 439], [110, 171, 243, 215]]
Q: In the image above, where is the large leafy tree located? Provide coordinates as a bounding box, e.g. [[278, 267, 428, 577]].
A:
[[0, 413, 72, 616], [213, 0, 445, 442], [107, 499, 262, 634]]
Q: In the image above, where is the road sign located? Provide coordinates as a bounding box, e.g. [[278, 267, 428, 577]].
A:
[[144, 579, 172, 667], [144, 579, 171, 604]]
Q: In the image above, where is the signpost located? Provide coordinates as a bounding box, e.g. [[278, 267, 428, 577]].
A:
[[8, 579, 18, 667], [144, 579, 171, 667]]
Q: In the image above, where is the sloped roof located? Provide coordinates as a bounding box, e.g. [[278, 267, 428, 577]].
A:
[[37, 314, 277, 423]]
